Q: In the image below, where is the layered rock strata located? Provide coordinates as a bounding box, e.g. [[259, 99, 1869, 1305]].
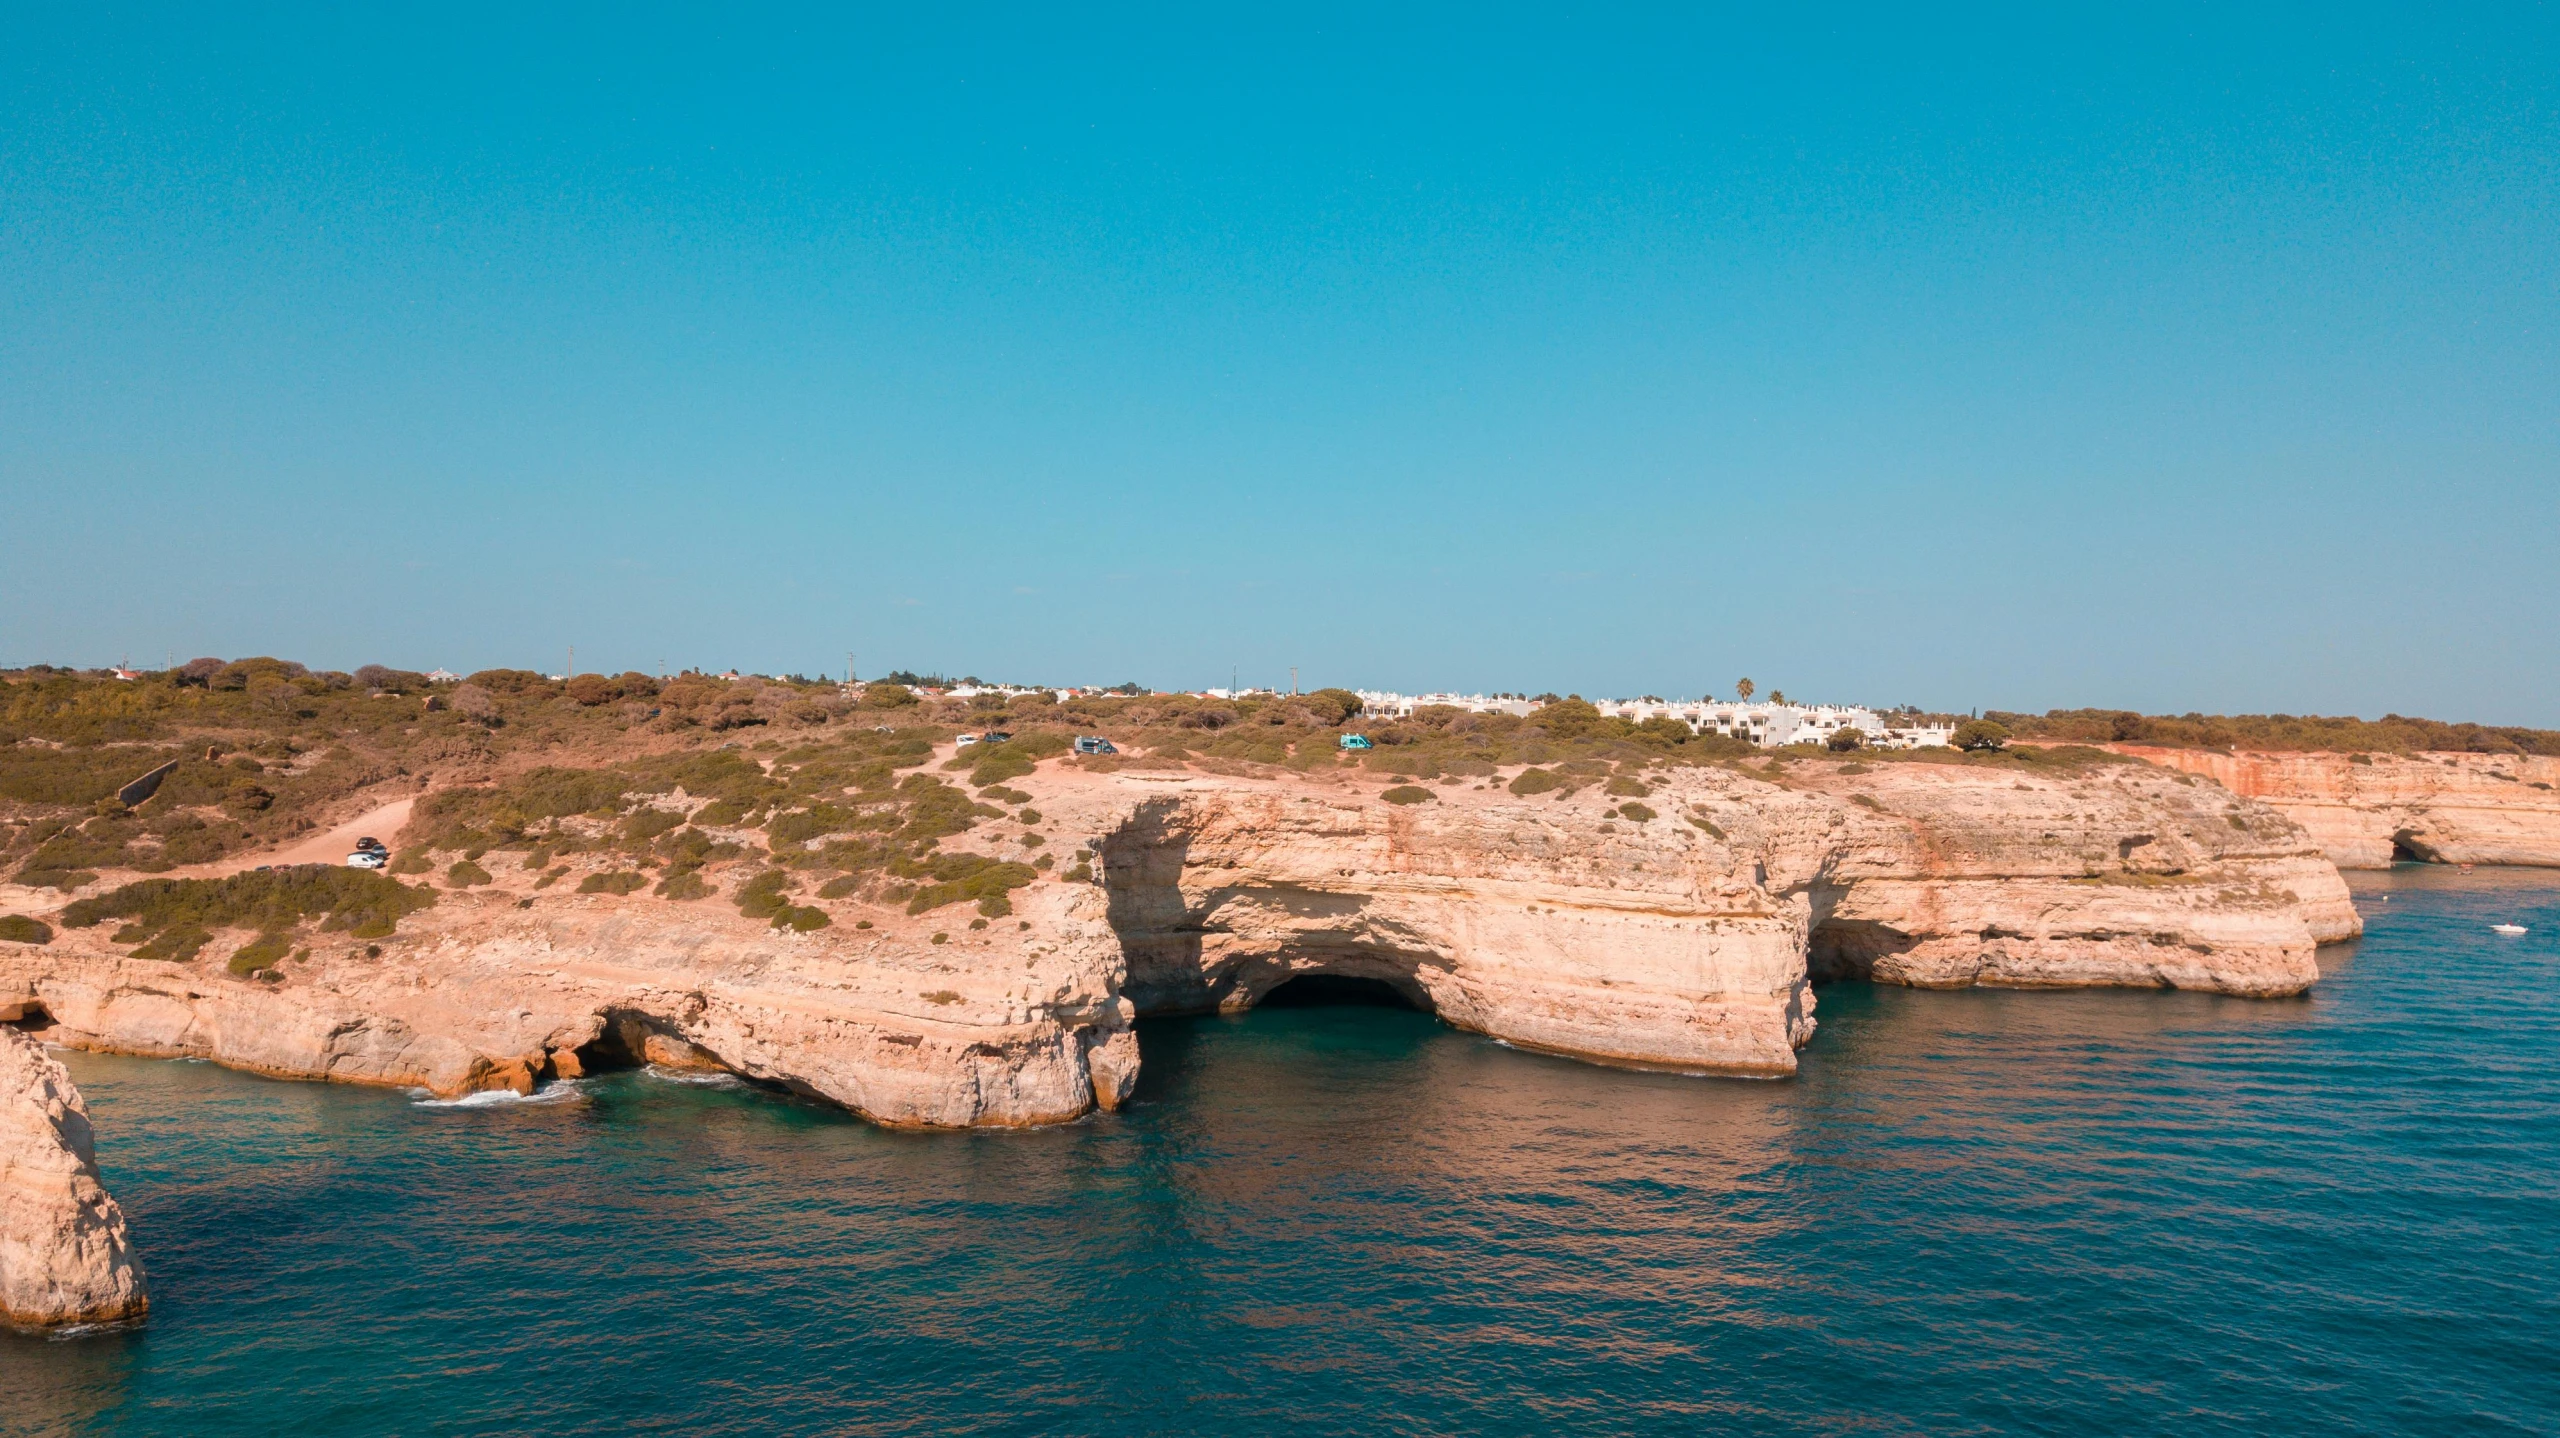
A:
[[0, 751, 2357, 1125], [2107, 746, 2560, 869], [0, 1027, 148, 1327]]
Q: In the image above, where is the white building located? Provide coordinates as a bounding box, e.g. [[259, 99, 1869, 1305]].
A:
[[1357, 691, 1540, 719], [1597, 698, 1955, 749]]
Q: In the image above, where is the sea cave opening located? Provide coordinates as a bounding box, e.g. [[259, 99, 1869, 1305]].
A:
[[1257, 974, 1424, 1011], [2390, 829, 2439, 864]]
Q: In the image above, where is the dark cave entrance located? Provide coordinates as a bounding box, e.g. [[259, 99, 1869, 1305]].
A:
[[2390, 829, 2440, 864], [1257, 974, 1425, 1011]]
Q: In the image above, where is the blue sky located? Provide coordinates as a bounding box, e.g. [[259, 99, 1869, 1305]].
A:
[[4, 5, 2555, 720]]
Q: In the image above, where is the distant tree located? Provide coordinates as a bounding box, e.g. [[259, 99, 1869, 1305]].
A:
[[1825, 727, 1866, 753], [564, 674, 619, 706], [1735, 678, 1755, 703], [860, 683, 918, 710], [1295, 688, 1364, 726], [1533, 699, 1607, 739], [1953, 719, 2011, 752], [1769, 689, 1787, 706], [451, 684, 498, 722], [175, 657, 225, 687]]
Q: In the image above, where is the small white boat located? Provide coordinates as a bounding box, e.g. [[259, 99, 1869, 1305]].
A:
[[2491, 924, 2528, 936]]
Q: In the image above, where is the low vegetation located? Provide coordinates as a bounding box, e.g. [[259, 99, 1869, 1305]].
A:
[[1991, 708, 2560, 756], [58, 868, 436, 962]]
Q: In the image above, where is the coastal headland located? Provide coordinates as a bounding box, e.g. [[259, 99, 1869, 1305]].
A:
[[0, 663, 2383, 1127]]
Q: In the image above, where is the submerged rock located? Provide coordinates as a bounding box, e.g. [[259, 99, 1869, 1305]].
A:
[[0, 1027, 147, 1328]]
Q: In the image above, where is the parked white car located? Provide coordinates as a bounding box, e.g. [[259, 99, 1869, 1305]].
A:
[[346, 850, 387, 870]]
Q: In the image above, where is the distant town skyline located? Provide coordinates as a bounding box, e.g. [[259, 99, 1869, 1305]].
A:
[[6, 7, 2555, 724]]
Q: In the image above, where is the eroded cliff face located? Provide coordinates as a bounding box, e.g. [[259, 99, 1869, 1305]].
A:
[[0, 1027, 148, 1328], [2108, 746, 2560, 869], [0, 749, 2356, 1124]]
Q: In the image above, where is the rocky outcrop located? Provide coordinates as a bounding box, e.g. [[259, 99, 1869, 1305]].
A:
[[0, 749, 2357, 1124], [2107, 746, 2560, 869], [0, 1027, 147, 1328]]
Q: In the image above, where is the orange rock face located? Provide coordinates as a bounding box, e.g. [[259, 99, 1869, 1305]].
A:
[[2109, 746, 2560, 869], [0, 751, 2357, 1127]]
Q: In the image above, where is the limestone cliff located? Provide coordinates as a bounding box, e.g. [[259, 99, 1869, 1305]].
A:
[[0, 1027, 148, 1328], [0, 749, 2356, 1125], [2107, 746, 2560, 869]]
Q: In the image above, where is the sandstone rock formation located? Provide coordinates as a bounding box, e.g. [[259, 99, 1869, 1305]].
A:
[[0, 1027, 148, 1328], [0, 749, 2357, 1126], [2108, 746, 2560, 869]]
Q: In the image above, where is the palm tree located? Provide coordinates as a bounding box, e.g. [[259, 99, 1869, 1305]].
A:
[[1769, 689, 1787, 706], [1735, 677, 1755, 703]]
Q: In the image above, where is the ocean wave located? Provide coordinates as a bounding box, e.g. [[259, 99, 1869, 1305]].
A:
[[409, 1080, 586, 1109]]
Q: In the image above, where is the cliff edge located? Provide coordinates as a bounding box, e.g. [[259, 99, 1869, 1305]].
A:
[[0, 747, 2355, 1125]]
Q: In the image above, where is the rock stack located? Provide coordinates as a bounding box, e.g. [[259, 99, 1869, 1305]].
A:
[[0, 1027, 147, 1328]]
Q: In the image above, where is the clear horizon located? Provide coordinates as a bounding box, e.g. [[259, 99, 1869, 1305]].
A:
[[5, 6, 2555, 723]]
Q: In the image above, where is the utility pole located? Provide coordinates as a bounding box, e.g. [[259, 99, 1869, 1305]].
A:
[[848, 652, 856, 684], [567, 645, 574, 678], [1290, 666, 1299, 697]]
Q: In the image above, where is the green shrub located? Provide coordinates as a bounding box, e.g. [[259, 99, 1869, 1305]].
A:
[[1826, 727, 1867, 753], [860, 683, 918, 709], [816, 875, 861, 899], [1016, 808, 1041, 825], [227, 931, 291, 976], [968, 747, 1037, 787], [1688, 813, 1726, 839], [60, 868, 435, 947], [771, 904, 831, 932], [734, 868, 792, 919], [1508, 768, 1563, 796], [13, 868, 98, 892], [929, 933, 949, 945], [1380, 785, 1434, 805], [446, 860, 493, 888], [389, 851, 432, 875], [534, 865, 568, 889], [979, 786, 1032, 805], [1617, 802, 1657, 822], [1604, 775, 1650, 797], [577, 871, 647, 896], [1953, 719, 2012, 752], [654, 870, 715, 900], [0, 915, 51, 945], [904, 854, 1037, 915]]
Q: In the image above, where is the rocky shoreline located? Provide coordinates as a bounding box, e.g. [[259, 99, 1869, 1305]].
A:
[[0, 749, 2359, 1128]]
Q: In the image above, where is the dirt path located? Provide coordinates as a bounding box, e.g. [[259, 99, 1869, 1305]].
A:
[[189, 798, 416, 877]]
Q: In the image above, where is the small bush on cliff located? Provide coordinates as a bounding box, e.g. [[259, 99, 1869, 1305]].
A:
[[903, 854, 1036, 916], [734, 868, 792, 919], [771, 904, 831, 932], [1507, 768, 1563, 796], [577, 871, 647, 896], [227, 931, 291, 976], [655, 869, 715, 900], [0, 915, 51, 945], [1380, 785, 1434, 805], [446, 860, 493, 888]]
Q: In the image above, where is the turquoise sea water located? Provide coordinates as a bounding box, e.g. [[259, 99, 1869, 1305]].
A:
[[3, 863, 2555, 1436]]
